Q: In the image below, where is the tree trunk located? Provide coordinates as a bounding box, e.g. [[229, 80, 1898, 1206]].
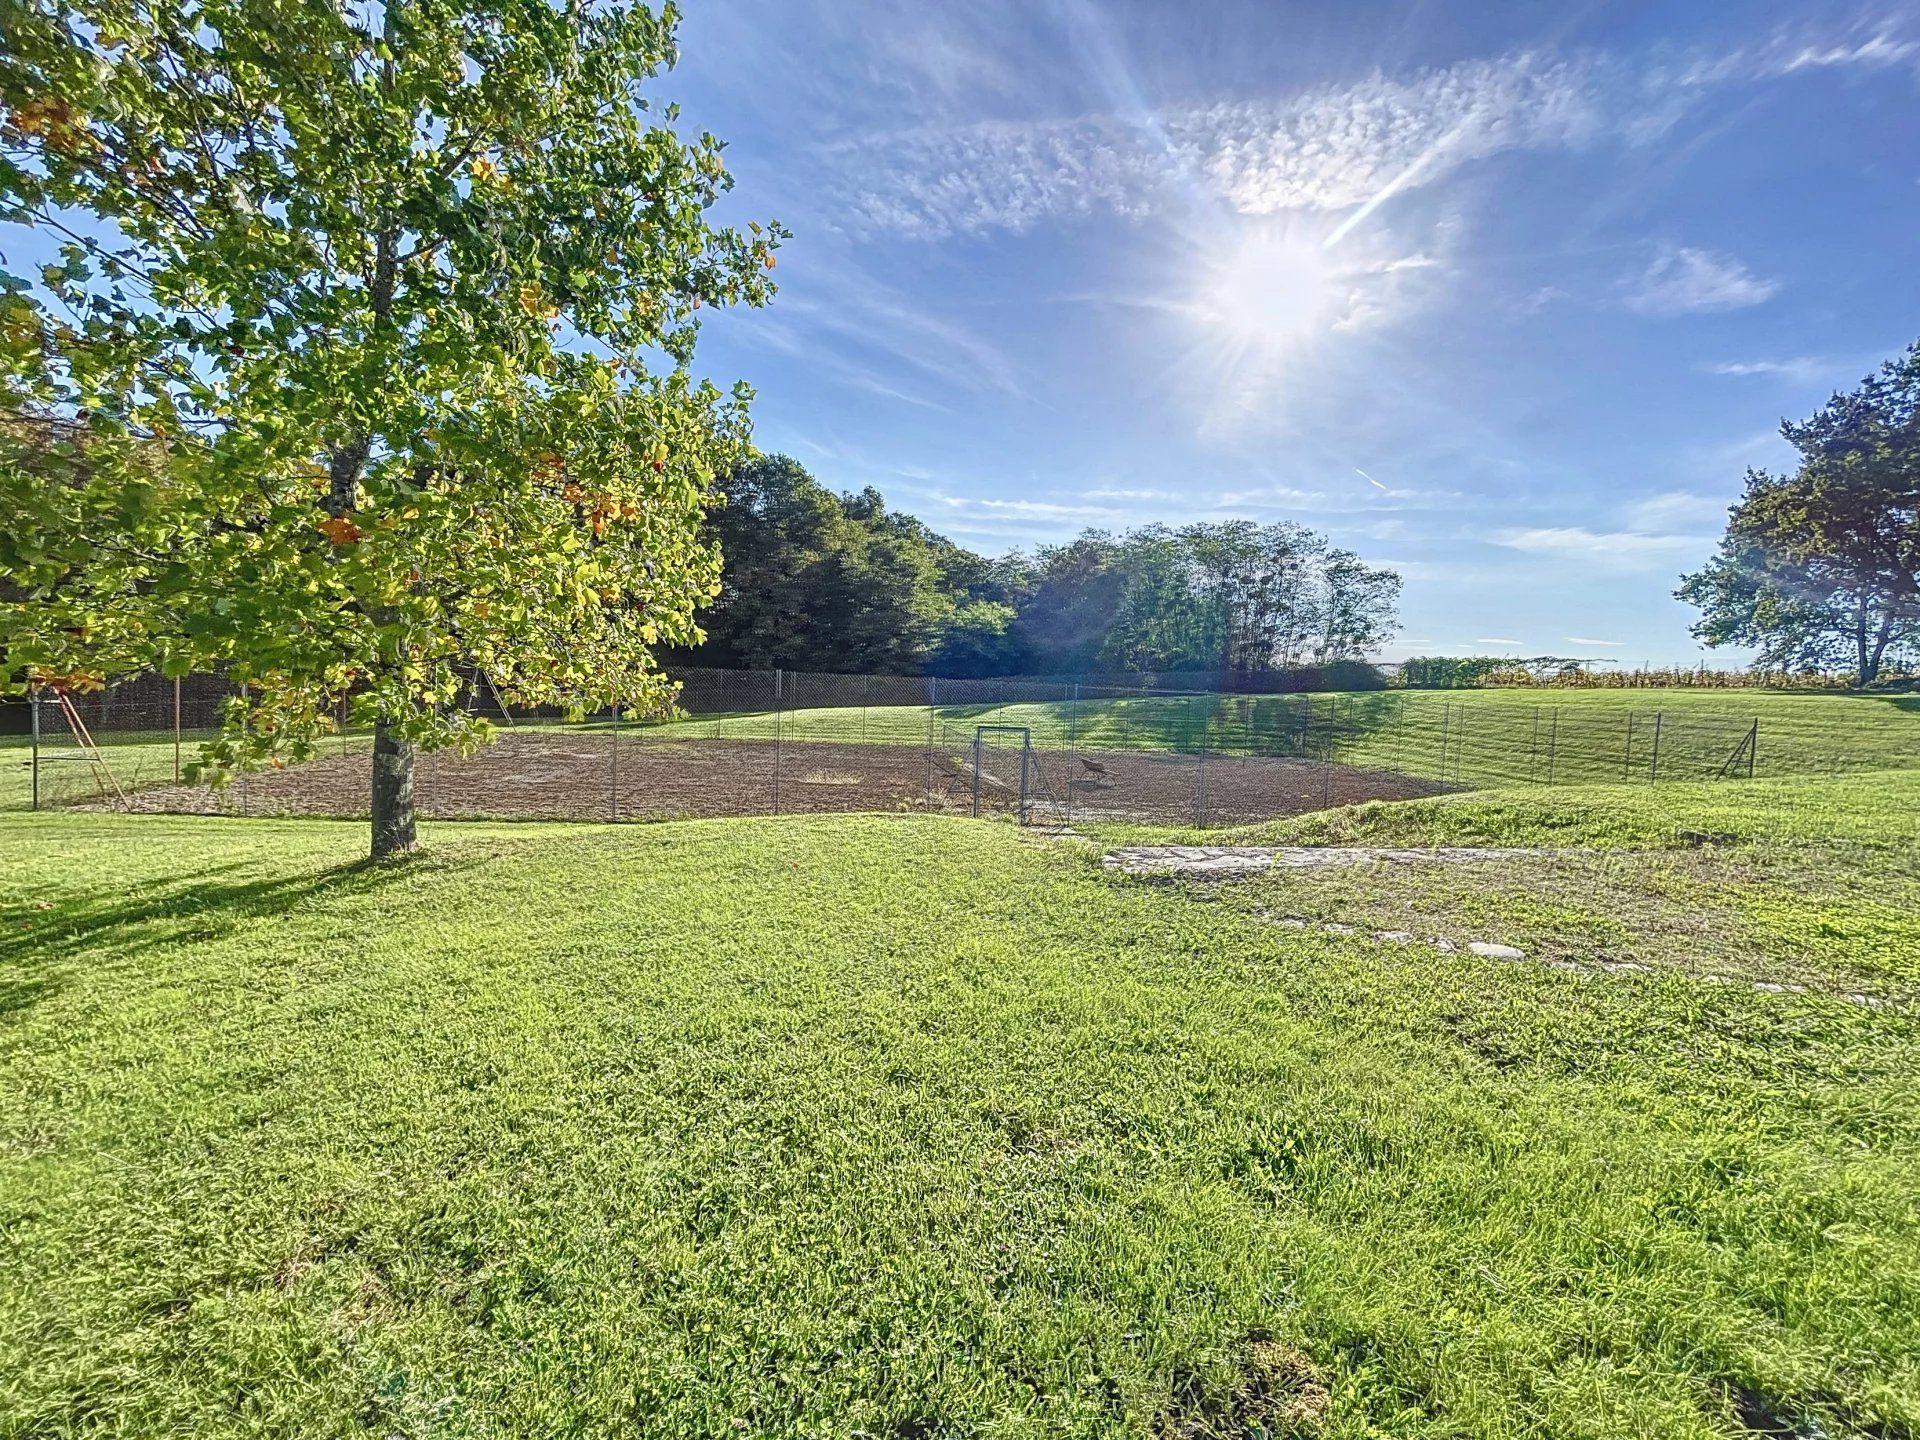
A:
[[371, 720, 417, 859], [1865, 614, 1893, 686]]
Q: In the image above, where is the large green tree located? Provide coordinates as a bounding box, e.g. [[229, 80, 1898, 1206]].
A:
[[692, 455, 1001, 674], [1679, 342, 1920, 683], [1, 0, 780, 855], [1020, 522, 1401, 678]]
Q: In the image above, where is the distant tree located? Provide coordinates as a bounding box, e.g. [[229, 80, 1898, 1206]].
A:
[[0, 0, 781, 857], [1000, 521, 1399, 678], [695, 462, 1403, 681], [1315, 548, 1403, 662], [1397, 656, 1512, 689], [1679, 342, 1920, 683], [1007, 533, 1129, 673], [926, 600, 1021, 677], [695, 456, 996, 673], [699, 455, 854, 670]]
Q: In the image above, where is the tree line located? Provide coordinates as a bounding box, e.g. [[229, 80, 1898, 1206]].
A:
[[683, 454, 1403, 679], [1681, 341, 1920, 684]]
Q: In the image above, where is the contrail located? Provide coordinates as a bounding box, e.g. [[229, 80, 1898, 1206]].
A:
[[1354, 467, 1389, 491]]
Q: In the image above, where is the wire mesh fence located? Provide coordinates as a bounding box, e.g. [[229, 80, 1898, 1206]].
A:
[[14, 665, 1882, 829]]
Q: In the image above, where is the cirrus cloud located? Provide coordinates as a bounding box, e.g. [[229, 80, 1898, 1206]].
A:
[[1623, 245, 1778, 315]]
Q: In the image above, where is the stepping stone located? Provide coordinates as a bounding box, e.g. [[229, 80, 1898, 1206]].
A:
[[1102, 845, 1554, 880], [1468, 941, 1527, 960]]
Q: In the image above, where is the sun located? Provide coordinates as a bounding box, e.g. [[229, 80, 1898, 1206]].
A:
[[1193, 222, 1340, 356]]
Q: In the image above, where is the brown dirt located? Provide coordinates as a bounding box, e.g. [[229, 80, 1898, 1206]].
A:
[[98, 733, 1448, 827]]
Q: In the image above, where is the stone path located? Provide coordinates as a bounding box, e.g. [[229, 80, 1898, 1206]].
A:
[[1100, 845, 1892, 1011], [1248, 911, 1887, 1009], [1101, 844, 1546, 879]]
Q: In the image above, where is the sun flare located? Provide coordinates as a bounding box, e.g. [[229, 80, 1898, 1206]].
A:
[[1194, 224, 1339, 354]]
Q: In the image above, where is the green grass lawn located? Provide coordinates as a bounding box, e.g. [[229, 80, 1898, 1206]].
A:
[[624, 686, 1920, 785], [3, 773, 1916, 1436]]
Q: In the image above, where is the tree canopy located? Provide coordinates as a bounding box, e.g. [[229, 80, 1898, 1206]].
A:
[[1679, 341, 1920, 683], [685, 456, 1402, 680], [0, 0, 782, 854]]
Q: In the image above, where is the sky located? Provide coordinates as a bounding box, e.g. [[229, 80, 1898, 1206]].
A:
[[663, 0, 1920, 665]]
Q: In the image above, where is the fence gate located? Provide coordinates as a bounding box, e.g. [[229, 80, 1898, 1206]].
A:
[[970, 724, 1035, 824]]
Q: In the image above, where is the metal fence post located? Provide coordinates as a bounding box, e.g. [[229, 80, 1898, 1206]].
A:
[[610, 701, 621, 821], [923, 676, 936, 812], [1649, 710, 1663, 784], [173, 677, 182, 783], [1019, 739, 1031, 826], [1438, 701, 1451, 780], [1624, 712, 1635, 781], [29, 688, 40, 812], [971, 730, 982, 817], [1528, 706, 1540, 783], [772, 671, 782, 816], [1547, 709, 1559, 784], [1748, 719, 1758, 779]]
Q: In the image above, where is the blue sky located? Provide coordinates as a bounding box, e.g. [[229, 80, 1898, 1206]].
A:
[[666, 0, 1920, 664]]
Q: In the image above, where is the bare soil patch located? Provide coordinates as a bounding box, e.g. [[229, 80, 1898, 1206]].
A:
[[98, 733, 1449, 827]]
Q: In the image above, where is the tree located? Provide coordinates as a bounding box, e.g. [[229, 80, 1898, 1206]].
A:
[[1679, 342, 1920, 683], [693, 456, 981, 674], [0, 0, 782, 855]]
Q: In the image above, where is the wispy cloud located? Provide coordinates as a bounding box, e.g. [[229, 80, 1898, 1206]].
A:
[[1705, 356, 1828, 383], [1623, 490, 1729, 530], [1567, 636, 1626, 646], [829, 18, 1918, 242], [1476, 637, 1523, 646], [836, 49, 1633, 240], [1493, 525, 1709, 565], [1769, 31, 1919, 74], [1623, 245, 1778, 315]]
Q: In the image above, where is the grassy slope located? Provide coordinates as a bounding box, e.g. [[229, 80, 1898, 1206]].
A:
[[2, 786, 1916, 1437], [654, 687, 1920, 781]]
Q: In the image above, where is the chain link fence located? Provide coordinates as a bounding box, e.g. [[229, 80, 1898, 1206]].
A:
[[9, 667, 1803, 828]]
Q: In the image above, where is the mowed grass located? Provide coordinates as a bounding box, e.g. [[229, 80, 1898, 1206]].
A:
[[3, 778, 1917, 1436], [643, 686, 1920, 785]]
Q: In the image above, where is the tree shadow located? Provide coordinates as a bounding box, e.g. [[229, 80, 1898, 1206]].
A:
[[1824, 691, 1920, 714], [1, 853, 463, 1020]]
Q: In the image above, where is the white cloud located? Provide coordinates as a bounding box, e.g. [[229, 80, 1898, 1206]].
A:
[[1623, 246, 1778, 315], [1476, 637, 1523, 646], [1082, 486, 1179, 502], [932, 495, 1120, 521], [1706, 357, 1828, 383], [1623, 490, 1729, 530], [836, 49, 1635, 240], [1493, 526, 1708, 564], [829, 17, 1920, 242], [1771, 32, 1919, 74], [1566, 636, 1627, 646]]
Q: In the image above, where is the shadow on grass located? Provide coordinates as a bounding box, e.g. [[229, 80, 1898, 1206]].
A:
[[1827, 690, 1920, 714], [0, 852, 464, 1019]]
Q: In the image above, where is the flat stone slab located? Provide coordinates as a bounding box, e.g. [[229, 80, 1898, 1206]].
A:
[[1102, 845, 1544, 879]]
